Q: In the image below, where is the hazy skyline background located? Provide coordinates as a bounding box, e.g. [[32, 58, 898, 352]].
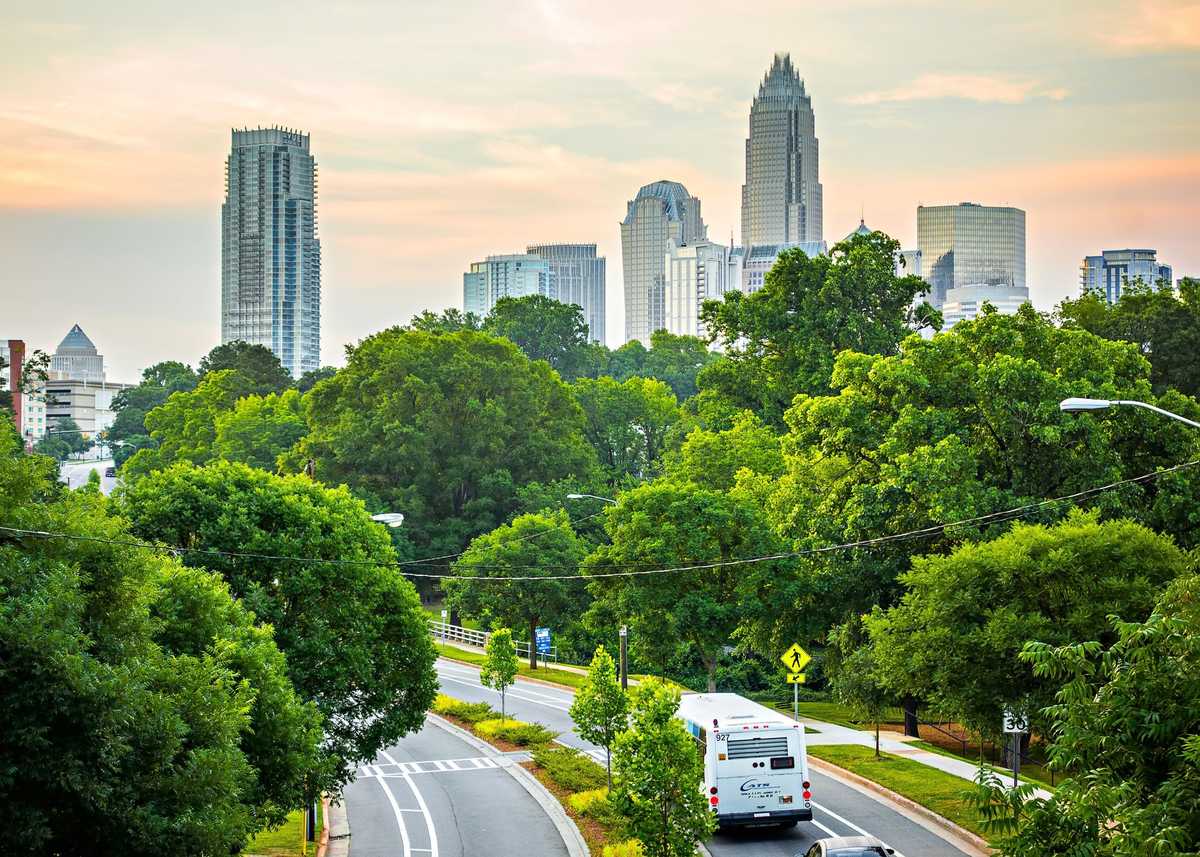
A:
[[3, 0, 1198, 380]]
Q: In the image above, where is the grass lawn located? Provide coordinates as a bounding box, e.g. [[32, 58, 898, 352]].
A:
[[907, 739, 1057, 789], [243, 803, 323, 856], [434, 643, 592, 690], [807, 744, 991, 843]]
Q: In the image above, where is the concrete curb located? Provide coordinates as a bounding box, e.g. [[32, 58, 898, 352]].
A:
[[427, 712, 589, 857], [807, 756, 992, 857]]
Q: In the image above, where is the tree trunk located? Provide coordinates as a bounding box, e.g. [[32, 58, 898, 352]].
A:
[[501, 688, 506, 722], [902, 696, 920, 738], [606, 747, 612, 790], [704, 652, 717, 693], [529, 618, 538, 670], [875, 721, 880, 758]]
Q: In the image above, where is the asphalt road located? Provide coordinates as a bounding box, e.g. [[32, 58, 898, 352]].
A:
[[59, 458, 118, 494], [344, 716, 570, 857], [434, 657, 970, 857]]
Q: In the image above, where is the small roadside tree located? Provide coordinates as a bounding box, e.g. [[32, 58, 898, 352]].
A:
[[611, 680, 714, 857], [570, 645, 628, 786], [826, 616, 893, 757], [481, 627, 519, 721]]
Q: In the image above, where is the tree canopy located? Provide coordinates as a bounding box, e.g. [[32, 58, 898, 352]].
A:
[[294, 327, 593, 557], [572, 376, 682, 484], [212, 388, 307, 472], [199, 340, 294, 393], [483, 294, 593, 378], [117, 460, 437, 787]]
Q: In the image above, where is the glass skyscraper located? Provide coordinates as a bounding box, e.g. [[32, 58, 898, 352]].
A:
[[221, 127, 321, 377], [1080, 249, 1172, 304], [463, 254, 555, 317], [526, 244, 607, 344], [917, 203, 1025, 306], [741, 53, 823, 246], [621, 180, 706, 345]]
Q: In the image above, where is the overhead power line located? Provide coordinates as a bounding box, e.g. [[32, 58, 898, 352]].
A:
[[1, 459, 1196, 582]]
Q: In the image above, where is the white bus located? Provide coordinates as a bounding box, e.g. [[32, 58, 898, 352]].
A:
[[677, 692, 812, 829]]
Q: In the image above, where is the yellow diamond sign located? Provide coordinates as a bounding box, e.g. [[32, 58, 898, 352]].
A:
[[780, 643, 811, 674]]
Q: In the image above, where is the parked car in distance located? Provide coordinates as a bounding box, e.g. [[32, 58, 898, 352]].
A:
[[800, 835, 903, 857], [104, 467, 116, 478]]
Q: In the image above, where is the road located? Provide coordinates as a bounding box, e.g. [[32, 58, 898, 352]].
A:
[[344, 716, 570, 857], [434, 657, 971, 857], [59, 458, 118, 494]]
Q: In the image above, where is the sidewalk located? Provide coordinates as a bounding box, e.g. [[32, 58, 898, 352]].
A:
[[802, 717, 1053, 798]]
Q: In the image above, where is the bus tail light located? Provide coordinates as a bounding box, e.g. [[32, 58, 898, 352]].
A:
[[802, 790, 811, 800], [710, 786, 718, 795], [802, 780, 810, 789], [710, 796, 719, 806]]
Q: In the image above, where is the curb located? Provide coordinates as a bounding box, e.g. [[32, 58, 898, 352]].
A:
[[427, 712, 589, 857], [807, 756, 992, 857]]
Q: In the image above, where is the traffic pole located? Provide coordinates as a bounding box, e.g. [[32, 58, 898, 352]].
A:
[[793, 680, 799, 724], [619, 625, 628, 690]]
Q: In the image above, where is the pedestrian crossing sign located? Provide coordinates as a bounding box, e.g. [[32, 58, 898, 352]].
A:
[[780, 643, 811, 673]]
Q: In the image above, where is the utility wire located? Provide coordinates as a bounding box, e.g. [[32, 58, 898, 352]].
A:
[[1, 458, 1196, 581]]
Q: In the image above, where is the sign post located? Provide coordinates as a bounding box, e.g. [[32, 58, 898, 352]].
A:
[[535, 627, 552, 668], [1002, 708, 1029, 787], [440, 609, 448, 641], [618, 625, 628, 690], [780, 643, 812, 724]]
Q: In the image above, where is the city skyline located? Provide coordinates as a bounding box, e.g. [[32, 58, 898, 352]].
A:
[[2, 1, 1198, 378]]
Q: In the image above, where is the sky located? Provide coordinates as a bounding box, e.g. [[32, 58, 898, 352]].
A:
[[1, 0, 1198, 380]]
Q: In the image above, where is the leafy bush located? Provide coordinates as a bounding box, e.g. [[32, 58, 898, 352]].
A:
[[602, 841, 645, 857], [532, 745, 608, 792], [475, 718, 558, 747], [432, 694, 496, 724], [568, 787, 609, 814]]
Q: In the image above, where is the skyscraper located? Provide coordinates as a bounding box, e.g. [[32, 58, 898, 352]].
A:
[[463, 254, 555, 317], [221, 127, 321, 378], [917, 202, 1026, 306], [1080, 249, 1173, 304], [741, 53, 823, 246], [621, 180, 707, 344], [526, 244, 607, 344], [664, 241, 730, 339]]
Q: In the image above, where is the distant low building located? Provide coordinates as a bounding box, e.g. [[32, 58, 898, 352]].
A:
[[941, 283, 1030, 327], [43, 325, 132, 439], [1080, 249, 1173, 304]]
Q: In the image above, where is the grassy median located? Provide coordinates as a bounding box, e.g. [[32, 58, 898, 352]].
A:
[[243, 803, 323, 856], [807, 744, 991, 842]]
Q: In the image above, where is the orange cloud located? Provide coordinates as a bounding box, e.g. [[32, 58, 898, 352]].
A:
[[847, 74, 1069, 105]]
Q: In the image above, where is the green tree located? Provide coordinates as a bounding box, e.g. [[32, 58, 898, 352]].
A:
[[483, 294, 592, 378], [826, 615, 893, 756], [665, 410, 784, 491], [573, 376, 682, 484], [698, 231, 930, 424], [0, 428, 323, 855], [611, 680, 714, 857], [445, 511, 587, 669], [294, 328, 593, 559], [107, 361, 200, 460], [570, 645, 628, 786], [481, 627, 519, 721], [213, 388, 307, 471], [296, 365, 338, 392], [971, 573, 1200, 857], [199, 340, 293, 393], [1059, 277, 1200, 397], [407, 307, 482, 334], [745, 305, 1200, 654], [34, 416, 91, 461], [865, 512, 1186, 740], [641, 330, 719, 400], [117, 460, 437, 786], [121, 369, 257, 476], [583, 481, 785, 691]]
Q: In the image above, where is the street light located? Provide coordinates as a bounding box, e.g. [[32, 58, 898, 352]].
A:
[[566, 493, 618, 505], [371, 512, 405, 528], [1059, 397, 1200, 429]]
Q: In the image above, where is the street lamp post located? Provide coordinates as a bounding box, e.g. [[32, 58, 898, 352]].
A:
[[566, 493, 618, 505], [1060, 397, 1200, 429]]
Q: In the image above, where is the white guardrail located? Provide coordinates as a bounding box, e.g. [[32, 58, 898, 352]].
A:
[[428, 619, 558, 664]]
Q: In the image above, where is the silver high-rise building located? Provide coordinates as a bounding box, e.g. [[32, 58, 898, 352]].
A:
[[463, 254, 554, 318], [917, 202, 1025, 306], [527, 244, 607, 344], [1080, 249, 1173, 304], [221, 127, 321, 377], [621, 180, 707, 345], [741, 53, 823, 246]]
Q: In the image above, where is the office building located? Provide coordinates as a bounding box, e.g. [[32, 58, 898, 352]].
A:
[[917, 203, 1026, 306], [740, 242, 827, 293], [621, 180, 707, 344], [0, 339, 24, 436], [221, 127, 321, 378], [898, 248, 923, 279], [463, 254, 555, 317], [941, 283, 1030, 327], [526, 243, 607, 344], [741, 53, 823, 246], [1080, 249, 1173, 304], [664, 241, 730, 338], [50, 325, 105, 383]]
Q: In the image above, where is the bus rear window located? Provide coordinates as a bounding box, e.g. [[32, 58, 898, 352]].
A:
[[770, 756, 795, 769]]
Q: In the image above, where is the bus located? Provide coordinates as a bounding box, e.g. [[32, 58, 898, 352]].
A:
[[677, 692, 812, 829]]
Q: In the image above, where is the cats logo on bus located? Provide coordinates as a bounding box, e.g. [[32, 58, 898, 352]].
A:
[[740, 780, 780, 794]]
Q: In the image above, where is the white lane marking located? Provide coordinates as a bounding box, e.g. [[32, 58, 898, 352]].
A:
[[436, 664, 577, 704], [382, 749, 440, 857], [369, 763, 413, 857], [437, 674, 572, 712], [810, 817, 839, 837], [811, 799, 898, 852]]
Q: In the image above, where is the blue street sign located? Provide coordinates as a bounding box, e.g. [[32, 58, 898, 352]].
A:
[[535, 627, 552, 654]]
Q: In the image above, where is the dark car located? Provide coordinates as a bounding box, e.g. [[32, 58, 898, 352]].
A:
[[104, 467, 116, 478], [800, 835, 902, 857]]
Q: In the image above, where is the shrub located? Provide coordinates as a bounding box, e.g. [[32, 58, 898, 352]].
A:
[[532, 745, 608, 792], [568, 787, 609, 814], [602, 841, 645, 857], [432, 694, 496, 724], [475, 718, 558, 747]]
